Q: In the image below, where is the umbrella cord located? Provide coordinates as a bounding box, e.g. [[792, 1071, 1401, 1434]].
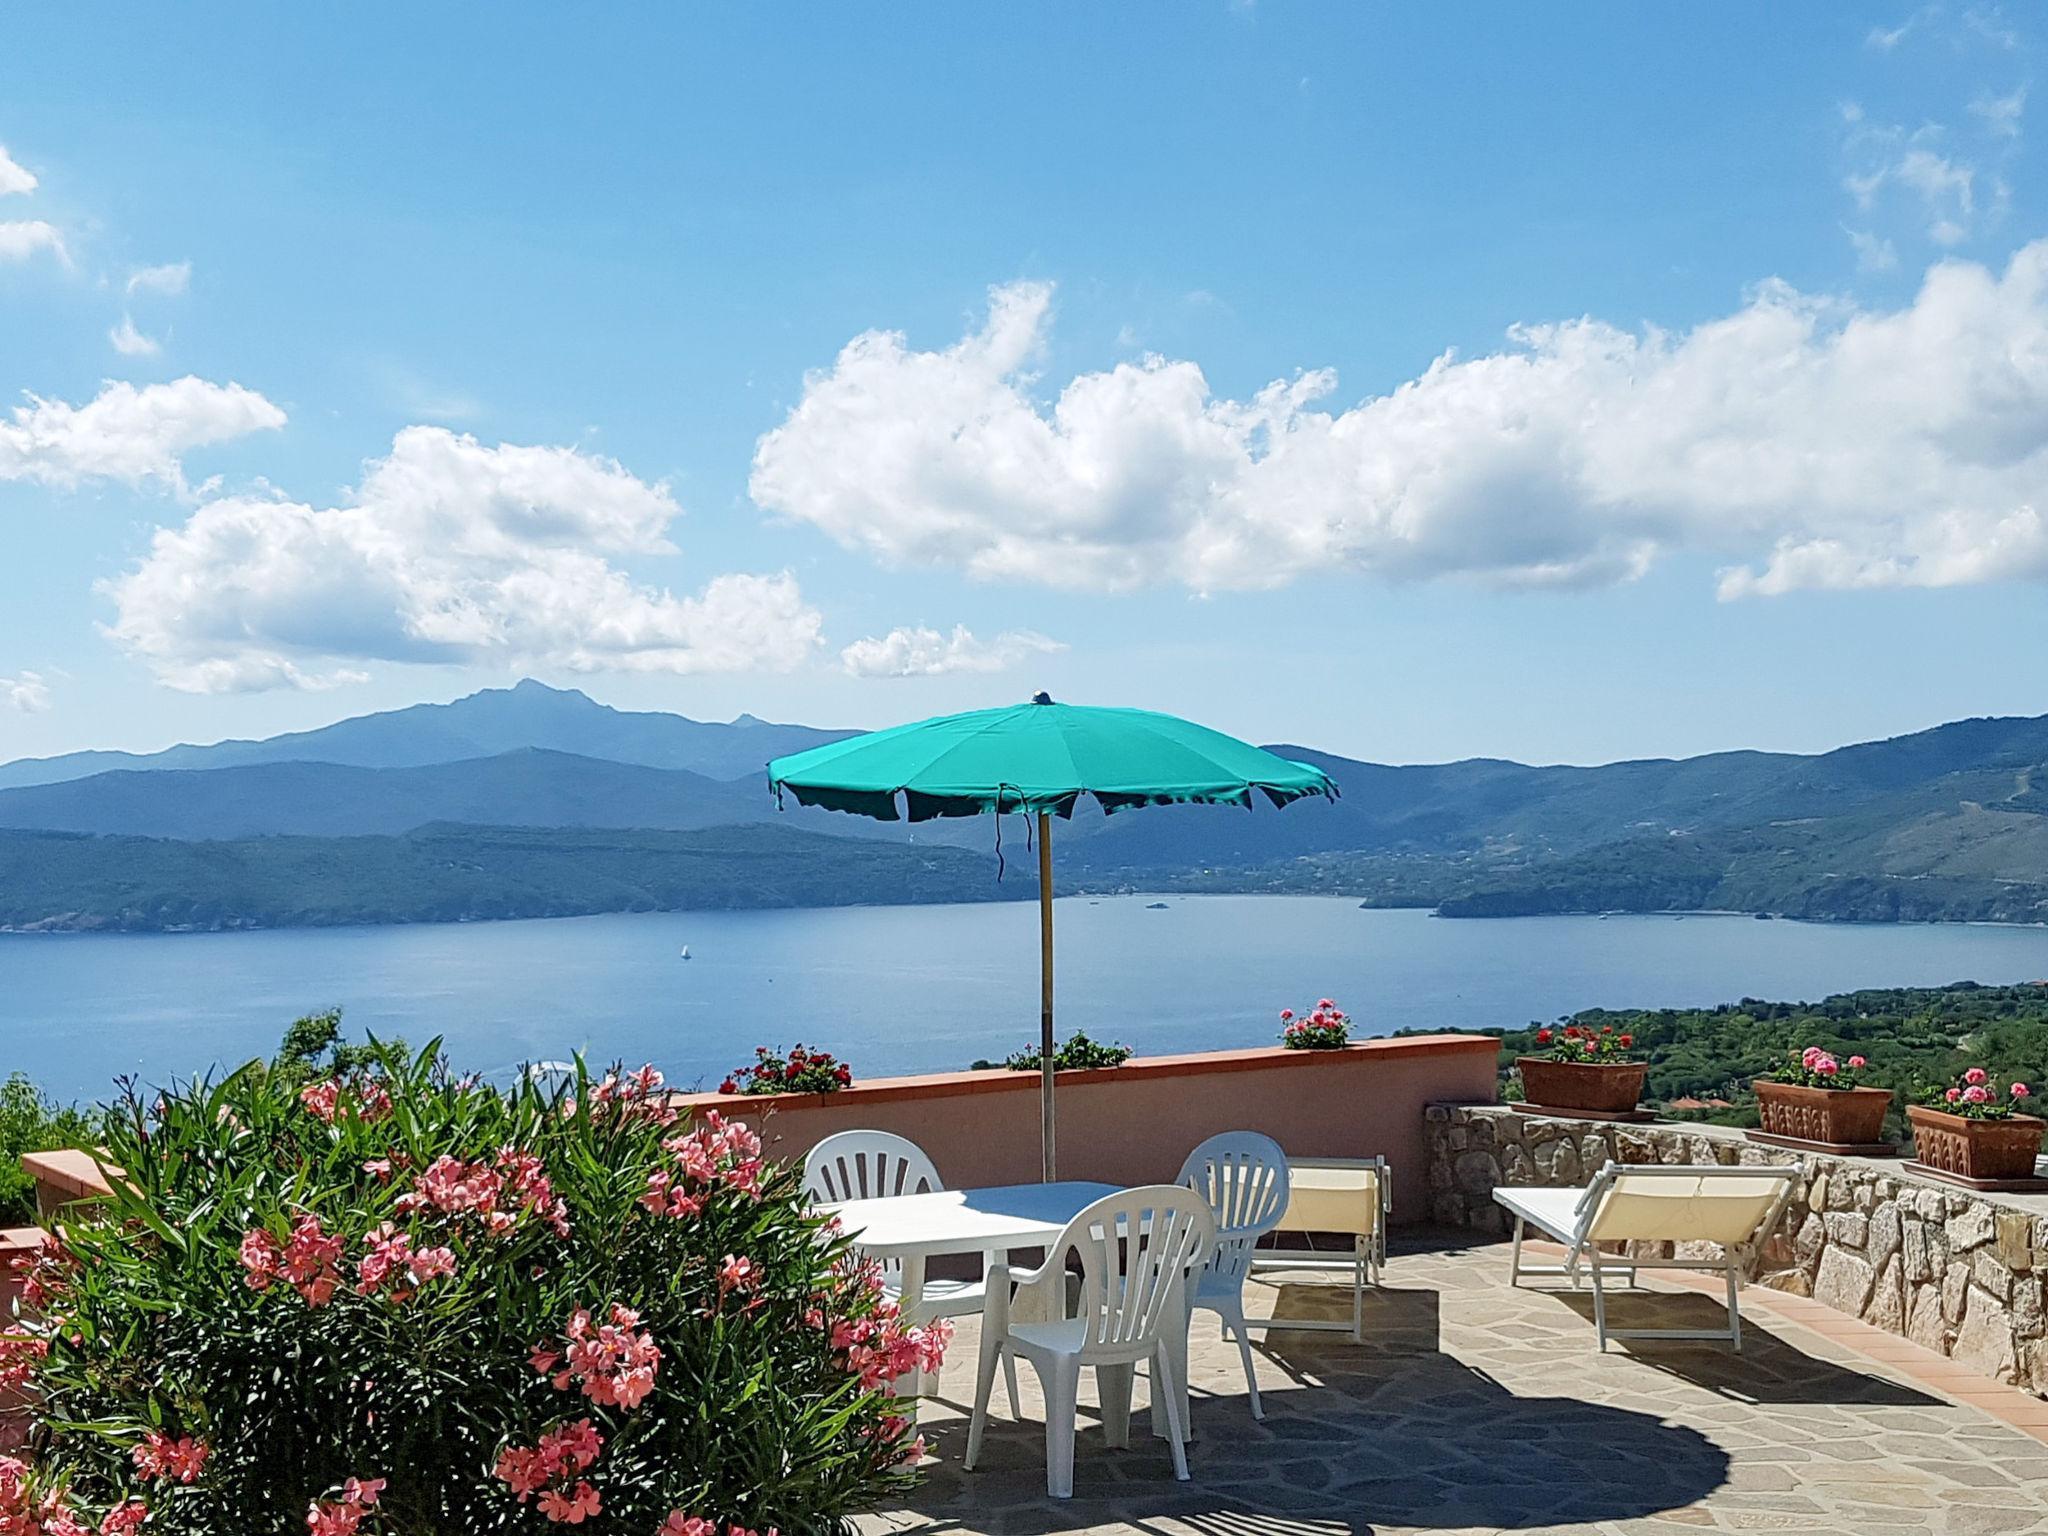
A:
[[992, 784, 1026, 882]]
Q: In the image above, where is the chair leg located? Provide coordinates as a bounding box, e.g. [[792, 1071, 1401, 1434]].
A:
[[1726, 1262, 1743, 1352], [1224, 1302, 1263, 1420], [1038, 1355, 1080, 1500], [1508, 1216, 1525, 1287], [1003, 1348, 1022, 1418], [1152, 1343, 1191, 1482], [1097, 1361, 1135, 1448], [1590, 1248, 1609, 1353], [965, 1336, 1003, 1470], [1352, 1236, 1366, 1340]]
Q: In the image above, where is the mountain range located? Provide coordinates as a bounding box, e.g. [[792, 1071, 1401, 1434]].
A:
[[6, 680, 2048, 930], [0, 679, 855, 789]]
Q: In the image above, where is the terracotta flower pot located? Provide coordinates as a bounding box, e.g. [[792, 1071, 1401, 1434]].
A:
[[1752, 1080, 1893, 1148], [1516, 1057, 1647, 1114], [1906, 1104, 2047, 1182]]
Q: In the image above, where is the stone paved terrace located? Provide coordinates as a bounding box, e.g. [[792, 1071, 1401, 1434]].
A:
[[860, 1234, 2048, 1536]]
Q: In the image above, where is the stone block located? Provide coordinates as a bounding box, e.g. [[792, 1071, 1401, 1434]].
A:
[[1452, 1150, 1499, 1196], [1972, 1248, 2013, 1303], [1906, 1281, 1949, 1352], [1814, 1244, 1876, 1316], [1996, 1211, 2035, 1274], [1948, 1202, 1996, 1251], [1867, 1201, 1901, 1264], [1902, 1217, 1932, 1283], [1500, 1145, 1535, 1186], [1794, 1212, 1826, 1270], [1942, 1262, 1971, 1325], [1951, 1285, 2020, 1384], [1824, 1211, 1869, 1250], [1868, 1254, 1905, 1334]]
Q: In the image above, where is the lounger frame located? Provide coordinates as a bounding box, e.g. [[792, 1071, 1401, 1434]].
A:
[[1498, 1161, 1799, 1352], [1245, 1155, 1390, 1340]]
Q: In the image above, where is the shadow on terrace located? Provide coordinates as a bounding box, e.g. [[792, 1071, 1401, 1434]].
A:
[[862, 1233, 2031, 1536]]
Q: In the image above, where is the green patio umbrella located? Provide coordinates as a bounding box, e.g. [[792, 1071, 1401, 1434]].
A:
[[767, 693, 1338, 1180]]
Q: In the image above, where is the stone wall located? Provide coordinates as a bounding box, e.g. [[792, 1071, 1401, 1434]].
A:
[[1424, 1104, 2048, 1398]]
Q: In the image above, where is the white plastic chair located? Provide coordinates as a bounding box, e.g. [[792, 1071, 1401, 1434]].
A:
[[1175, 1132, 1290, 1419], [1494, 1161, 1799, 1351], [803, 1129, 1017, 1411], [965, 1185, 1216, 1499]]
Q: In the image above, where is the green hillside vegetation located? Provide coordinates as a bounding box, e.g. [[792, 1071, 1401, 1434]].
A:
[[0, 821, 1024, 932], [1475, 982, 2048, 1135], [1128, 753, 2048, 924]]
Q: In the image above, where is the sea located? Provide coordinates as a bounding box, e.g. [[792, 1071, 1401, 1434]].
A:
[[5, 896, 2048, 1102]]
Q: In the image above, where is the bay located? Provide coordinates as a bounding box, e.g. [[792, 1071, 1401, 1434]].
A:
[[5, 897, 2048, 1103]]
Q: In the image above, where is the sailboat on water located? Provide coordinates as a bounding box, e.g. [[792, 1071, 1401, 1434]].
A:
[[678, 944, 691, 960]]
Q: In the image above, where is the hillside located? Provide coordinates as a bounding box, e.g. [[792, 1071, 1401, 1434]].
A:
[[0, 822, 1023, 933], [0, 680, 855, 789], [1479, 982, 2048, 1136], [10, 686, 2048, 927]]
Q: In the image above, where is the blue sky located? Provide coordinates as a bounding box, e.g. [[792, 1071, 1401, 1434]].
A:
[[2, 4, 2045, 767]]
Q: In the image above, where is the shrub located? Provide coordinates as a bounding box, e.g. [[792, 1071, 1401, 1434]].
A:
[[12, 1046, 941, 1536], [1278, 999, 1351, 1050], [989, 1033, 1133, 1072], [719, 1045, 853, 1096], [0, 1075, 96, 1227]]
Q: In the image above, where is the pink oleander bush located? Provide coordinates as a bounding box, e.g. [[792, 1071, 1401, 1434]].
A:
[[8, 1046, 941, 1535]]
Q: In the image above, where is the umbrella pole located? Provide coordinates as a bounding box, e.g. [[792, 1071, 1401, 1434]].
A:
[[1037, 810, 1056, 1182]]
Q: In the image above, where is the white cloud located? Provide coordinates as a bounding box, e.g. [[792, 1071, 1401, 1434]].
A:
[[0, 377, 284, 492], [0, 220, 64, 264], [1846, 227, 1900, 271], [0, 146, 35, 198], [1971, 84, 2028, 137], [0, 671, 50, 713], [124, 262, 191, 296], [753, 256, 2048, 601], [102, 426, 825, 693], [126, 261, 191, 297], [840, 624, 1065, 678], [108, 315, 161, 357]]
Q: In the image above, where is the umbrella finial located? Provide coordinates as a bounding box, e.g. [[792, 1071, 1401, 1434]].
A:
[[1031, 690, 1053, 705]]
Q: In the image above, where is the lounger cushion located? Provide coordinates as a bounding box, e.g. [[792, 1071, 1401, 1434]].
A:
[[1275, 1165, 1382, 1238], [1585, 1175, 1787, 1246]]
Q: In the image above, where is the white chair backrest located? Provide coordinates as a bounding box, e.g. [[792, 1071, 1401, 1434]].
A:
[[803, 1130, 943, 1206], [1052, 1185, 1216, 1363], [1176, 1132, 1290, 1287], [1575, 1162, 1798, 1248]]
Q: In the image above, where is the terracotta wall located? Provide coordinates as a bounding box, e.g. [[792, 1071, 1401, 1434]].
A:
[[675, 1035, 1500, 1223], [23, 1039, 1502, 1230]]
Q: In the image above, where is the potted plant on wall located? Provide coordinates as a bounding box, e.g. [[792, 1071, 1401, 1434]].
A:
[[1905, 1068, 2045, 1188], [1516, 1023, 1649, 1119], [1750, 1046, 1895, 1153], [1279, 998, 1352, 1050]]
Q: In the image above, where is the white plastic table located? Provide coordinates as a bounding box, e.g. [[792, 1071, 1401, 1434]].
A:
[[827, 1179, 1206, 1441], [825, 1181, 1123, 1399]]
